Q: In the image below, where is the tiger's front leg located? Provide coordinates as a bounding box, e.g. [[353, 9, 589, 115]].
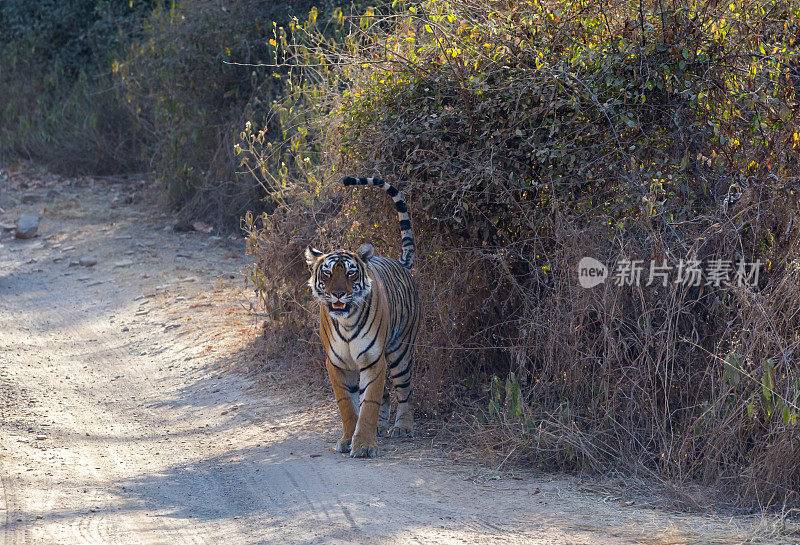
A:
[[350, 354, 387, 458], [325, 358, 359, 454]]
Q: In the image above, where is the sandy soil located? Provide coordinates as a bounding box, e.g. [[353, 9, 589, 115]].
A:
[[0, 166, 790, 544]]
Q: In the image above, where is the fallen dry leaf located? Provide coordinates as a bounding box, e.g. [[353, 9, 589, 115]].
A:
[[192, 221, 213, 234]]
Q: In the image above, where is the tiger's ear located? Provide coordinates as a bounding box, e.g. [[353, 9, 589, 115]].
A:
[[305, 246, 324, 268], [359, 243, 375, 261]]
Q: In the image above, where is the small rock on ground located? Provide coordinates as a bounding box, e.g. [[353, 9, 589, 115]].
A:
[[15, 214, 39, 239]]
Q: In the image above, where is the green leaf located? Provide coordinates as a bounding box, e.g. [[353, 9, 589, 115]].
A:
[[762, 369, 773, 401], [782, 406, 794, 425]]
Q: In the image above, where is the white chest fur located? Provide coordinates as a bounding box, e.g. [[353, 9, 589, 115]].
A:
[[325, 311, 385, 370]]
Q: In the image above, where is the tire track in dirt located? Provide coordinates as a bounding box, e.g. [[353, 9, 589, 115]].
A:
[[1, 468, 23, 545]]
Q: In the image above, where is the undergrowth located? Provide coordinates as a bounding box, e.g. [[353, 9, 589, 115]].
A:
[[0, 0, 153, 172], [243, 0, 800, 507], [114, 0, 328, 226], [0, 0, 339, 227]]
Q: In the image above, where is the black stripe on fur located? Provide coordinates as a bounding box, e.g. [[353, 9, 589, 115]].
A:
[[342, 176, 415, 270]]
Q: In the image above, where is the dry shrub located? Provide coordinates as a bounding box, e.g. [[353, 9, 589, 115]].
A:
[[243, 0, 800, 506], [114, 0, 322, 227]]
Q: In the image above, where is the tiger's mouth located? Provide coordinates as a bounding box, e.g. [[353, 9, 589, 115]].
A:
[[330, 301, 349, 312]]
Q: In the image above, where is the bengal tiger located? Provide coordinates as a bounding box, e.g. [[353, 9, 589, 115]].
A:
[[305, 177, 420, 458]]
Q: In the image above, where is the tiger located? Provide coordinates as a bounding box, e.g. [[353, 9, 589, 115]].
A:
[[305, 176, 420, 458]]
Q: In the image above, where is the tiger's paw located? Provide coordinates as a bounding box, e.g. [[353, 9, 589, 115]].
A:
[[334, 437, 352, 454], [389, 426, 414, 438], [349, 438, 380, 458]]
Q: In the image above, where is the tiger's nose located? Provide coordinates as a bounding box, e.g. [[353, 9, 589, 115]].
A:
[[331, 291, 346, 300]]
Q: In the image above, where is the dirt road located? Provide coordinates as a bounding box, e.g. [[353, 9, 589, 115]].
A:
[[0, 168, 783, 544]]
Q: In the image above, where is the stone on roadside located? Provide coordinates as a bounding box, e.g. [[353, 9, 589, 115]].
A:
[[79, 258, 97, 267], [15, 214, 39, 239]]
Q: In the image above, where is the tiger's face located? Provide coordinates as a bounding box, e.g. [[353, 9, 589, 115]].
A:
[[305, 244, 375, 319]]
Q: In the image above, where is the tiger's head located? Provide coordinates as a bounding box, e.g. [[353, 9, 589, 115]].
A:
[[305, 244, 374, 319]]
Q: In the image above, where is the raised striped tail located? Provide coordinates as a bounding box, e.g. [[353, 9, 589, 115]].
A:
[[342, 177, 414, 270]]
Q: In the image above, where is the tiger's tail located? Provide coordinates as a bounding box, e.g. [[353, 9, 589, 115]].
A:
[[342, 177, 414, 271]]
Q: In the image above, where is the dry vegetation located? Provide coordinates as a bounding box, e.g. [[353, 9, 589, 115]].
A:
[[242, 0, 800, 508]]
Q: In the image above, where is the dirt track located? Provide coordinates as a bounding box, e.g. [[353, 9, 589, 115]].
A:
[[0, 167, 785, 544]]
